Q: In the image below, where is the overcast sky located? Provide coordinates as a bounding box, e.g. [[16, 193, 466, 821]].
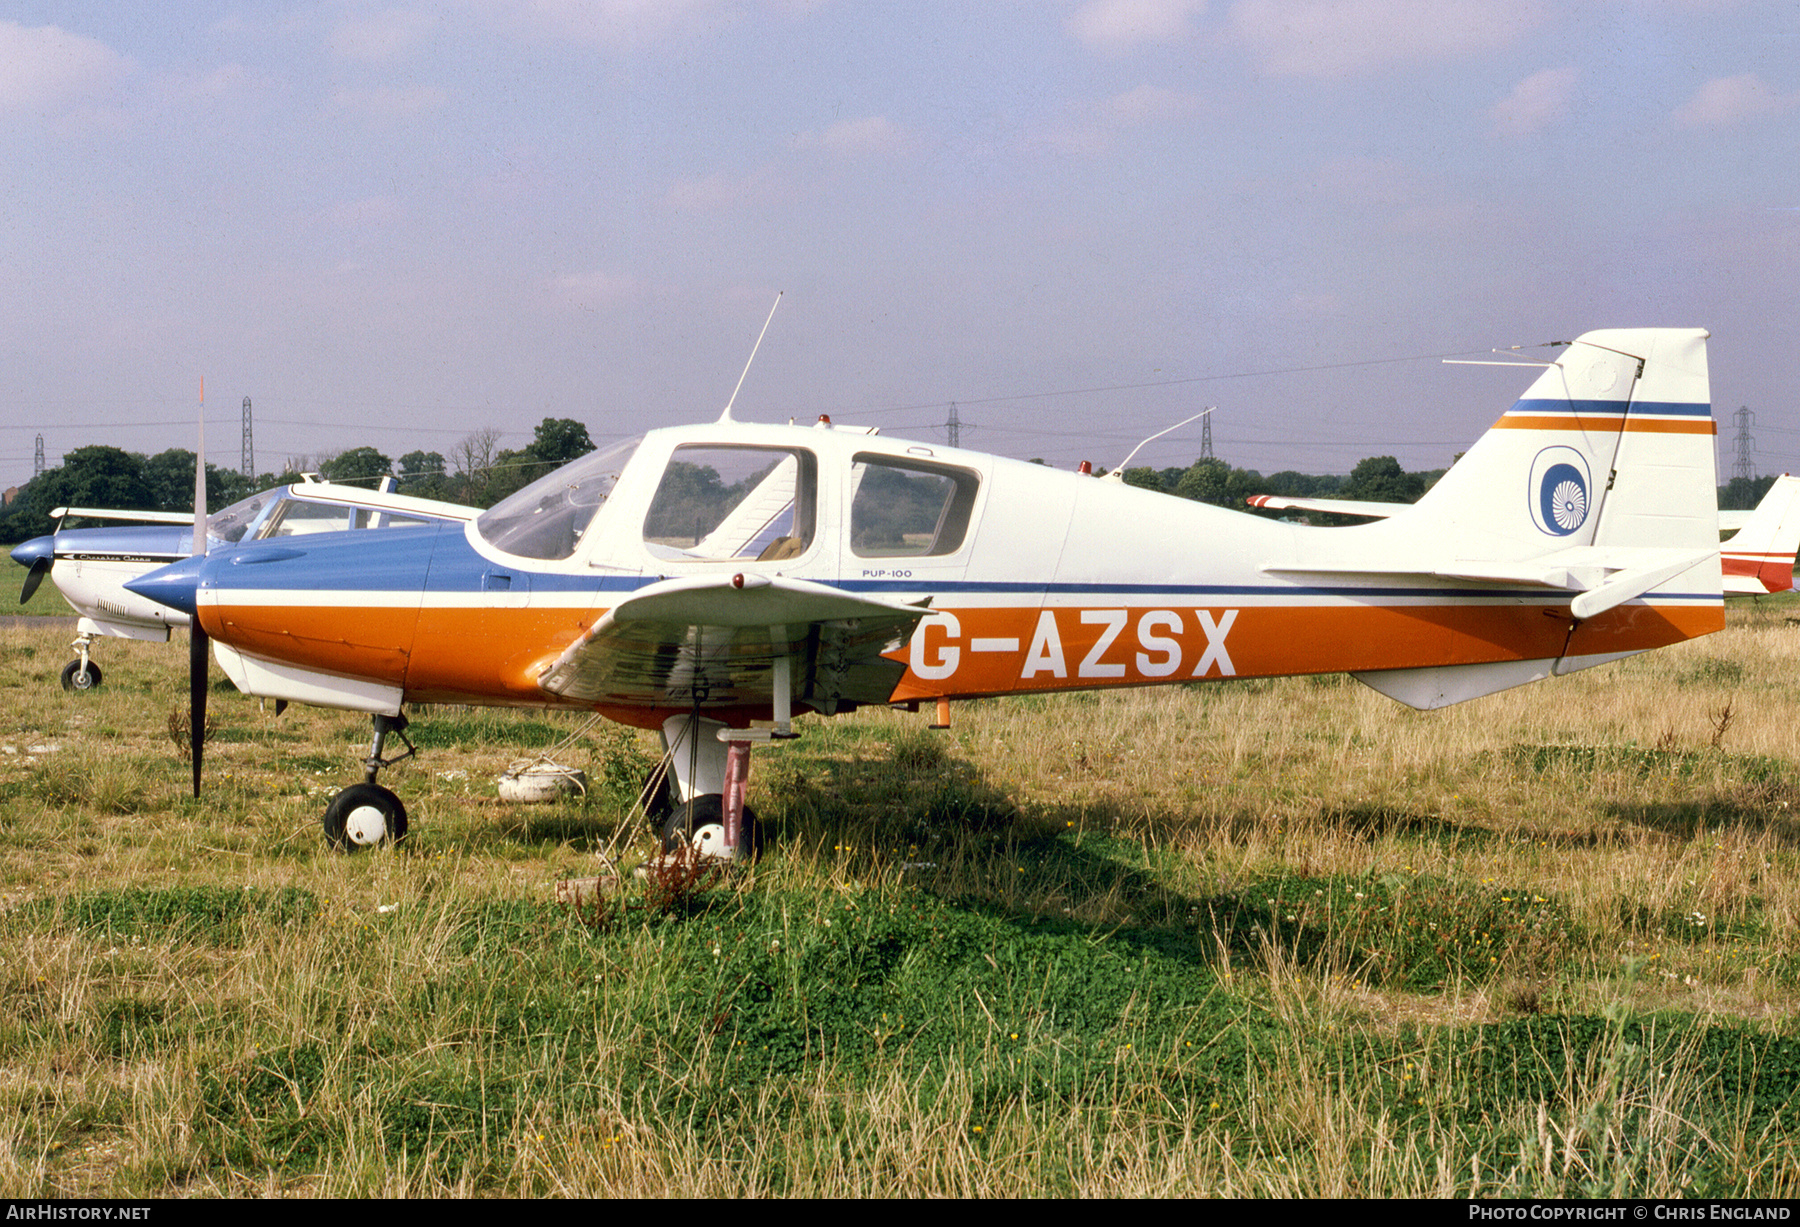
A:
[[3, 0, 1796, 484]]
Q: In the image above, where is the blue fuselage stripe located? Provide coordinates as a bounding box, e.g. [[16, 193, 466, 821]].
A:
[[1508, 398, 1711, 417]]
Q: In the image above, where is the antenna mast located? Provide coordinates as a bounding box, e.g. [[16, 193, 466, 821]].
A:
[[720, 291, 783, 422]]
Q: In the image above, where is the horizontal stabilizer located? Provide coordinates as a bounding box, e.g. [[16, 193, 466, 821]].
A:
[[1263, 546, 1711, 605]]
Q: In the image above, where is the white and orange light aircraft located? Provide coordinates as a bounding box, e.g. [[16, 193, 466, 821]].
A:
[[128, 327, 1724, 856]]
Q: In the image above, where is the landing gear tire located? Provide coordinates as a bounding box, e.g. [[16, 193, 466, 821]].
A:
[[658, 793, 758, 863], [323, 783, 408, 851], [60, 660, 102, 692]]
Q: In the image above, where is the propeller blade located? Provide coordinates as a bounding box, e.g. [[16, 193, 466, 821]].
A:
[[190, 379, 208, 797], [19, 556, 48, 605], [190, 623, 207, 797]]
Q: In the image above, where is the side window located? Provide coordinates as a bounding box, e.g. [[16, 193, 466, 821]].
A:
[[643, 446, 817, 562], [257, 501, 356, 537], [850, 456, 979, 557]]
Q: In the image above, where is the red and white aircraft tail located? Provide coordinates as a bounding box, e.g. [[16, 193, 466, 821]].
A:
[[1721, 474, 1800, 595]]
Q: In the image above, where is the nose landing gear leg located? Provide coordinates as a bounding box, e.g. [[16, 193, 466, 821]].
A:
[[322, 713, 416, 850]]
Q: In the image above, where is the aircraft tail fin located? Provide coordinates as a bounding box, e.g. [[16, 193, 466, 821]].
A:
[[1721, 473, 1800, 595], [1409, 327, 1717, 565], [1332, 328, 1722, 708]]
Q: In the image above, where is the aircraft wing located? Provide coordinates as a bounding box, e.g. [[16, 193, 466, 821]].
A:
[[537, 573, 929, 714], [52, 506, 195, 526]]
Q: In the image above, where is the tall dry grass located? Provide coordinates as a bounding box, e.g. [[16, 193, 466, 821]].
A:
[[2, 598, 1799, 1196]]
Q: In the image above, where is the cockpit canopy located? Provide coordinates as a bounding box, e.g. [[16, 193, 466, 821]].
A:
[[476, 437, 642, 560], [474, 428, 986, 566]]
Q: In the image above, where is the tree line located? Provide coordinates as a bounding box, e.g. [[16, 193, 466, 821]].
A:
[[3, 427, 1783, 544], [0, 418, 596, 542], [1118, 453, 1446, 516]]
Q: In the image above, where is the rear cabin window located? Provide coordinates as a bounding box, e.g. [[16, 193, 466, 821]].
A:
[[643, 446, 817, 562], [850, 456, 979, 557]]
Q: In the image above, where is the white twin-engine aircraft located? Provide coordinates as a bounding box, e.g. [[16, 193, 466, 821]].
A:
[[127, 328, 1725, 858]]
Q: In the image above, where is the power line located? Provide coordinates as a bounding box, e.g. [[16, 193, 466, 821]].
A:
[[827, 347, 1494, 419]]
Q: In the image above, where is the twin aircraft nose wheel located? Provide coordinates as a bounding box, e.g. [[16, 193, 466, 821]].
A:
[[59, 660, 102, 691], [322, 783, 408, 851]]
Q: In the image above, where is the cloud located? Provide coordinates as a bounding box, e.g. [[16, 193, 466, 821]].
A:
[[0, 20, 130, 115], [460, 0, 748, 47], [791, 115, 906, 156], [329, 84, 450, 119], [1672, 73, 1800, 128], [1067, 0, 1206, 53], [331, 9, 439, 62], [550, 269, 640, 309], [1036, 84, 1203, 155], [327, 196, 407, 230], [1227, 0, 1546, 78], [664, 165, 792, 214], [1490, 66, 1576, 137], [1102, 83, 1202, 124]]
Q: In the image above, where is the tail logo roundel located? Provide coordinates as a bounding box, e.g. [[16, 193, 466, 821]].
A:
[[1529, 446, 1593, 537]]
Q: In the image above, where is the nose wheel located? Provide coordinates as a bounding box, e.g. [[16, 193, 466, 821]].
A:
[[59, 633, 102, 692], [322, 783, 409, 850], [60, 660, 103, 691], [322, 713, 416, 851]]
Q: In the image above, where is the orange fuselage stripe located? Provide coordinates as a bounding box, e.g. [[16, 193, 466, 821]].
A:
[[1493, 415, 1716, 435], [208, 597, 1722, 713]]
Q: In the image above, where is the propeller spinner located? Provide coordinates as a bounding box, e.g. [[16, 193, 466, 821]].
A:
[[11, 537, 53, 604]]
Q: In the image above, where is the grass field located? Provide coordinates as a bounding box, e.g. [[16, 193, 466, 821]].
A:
[[2, 586, 1800, 1196]]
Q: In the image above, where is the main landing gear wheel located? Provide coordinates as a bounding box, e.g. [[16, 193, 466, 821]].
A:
[[659, 793, 759, 863], [59, 660, 102, 692], [323, 783, 408, 851]]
